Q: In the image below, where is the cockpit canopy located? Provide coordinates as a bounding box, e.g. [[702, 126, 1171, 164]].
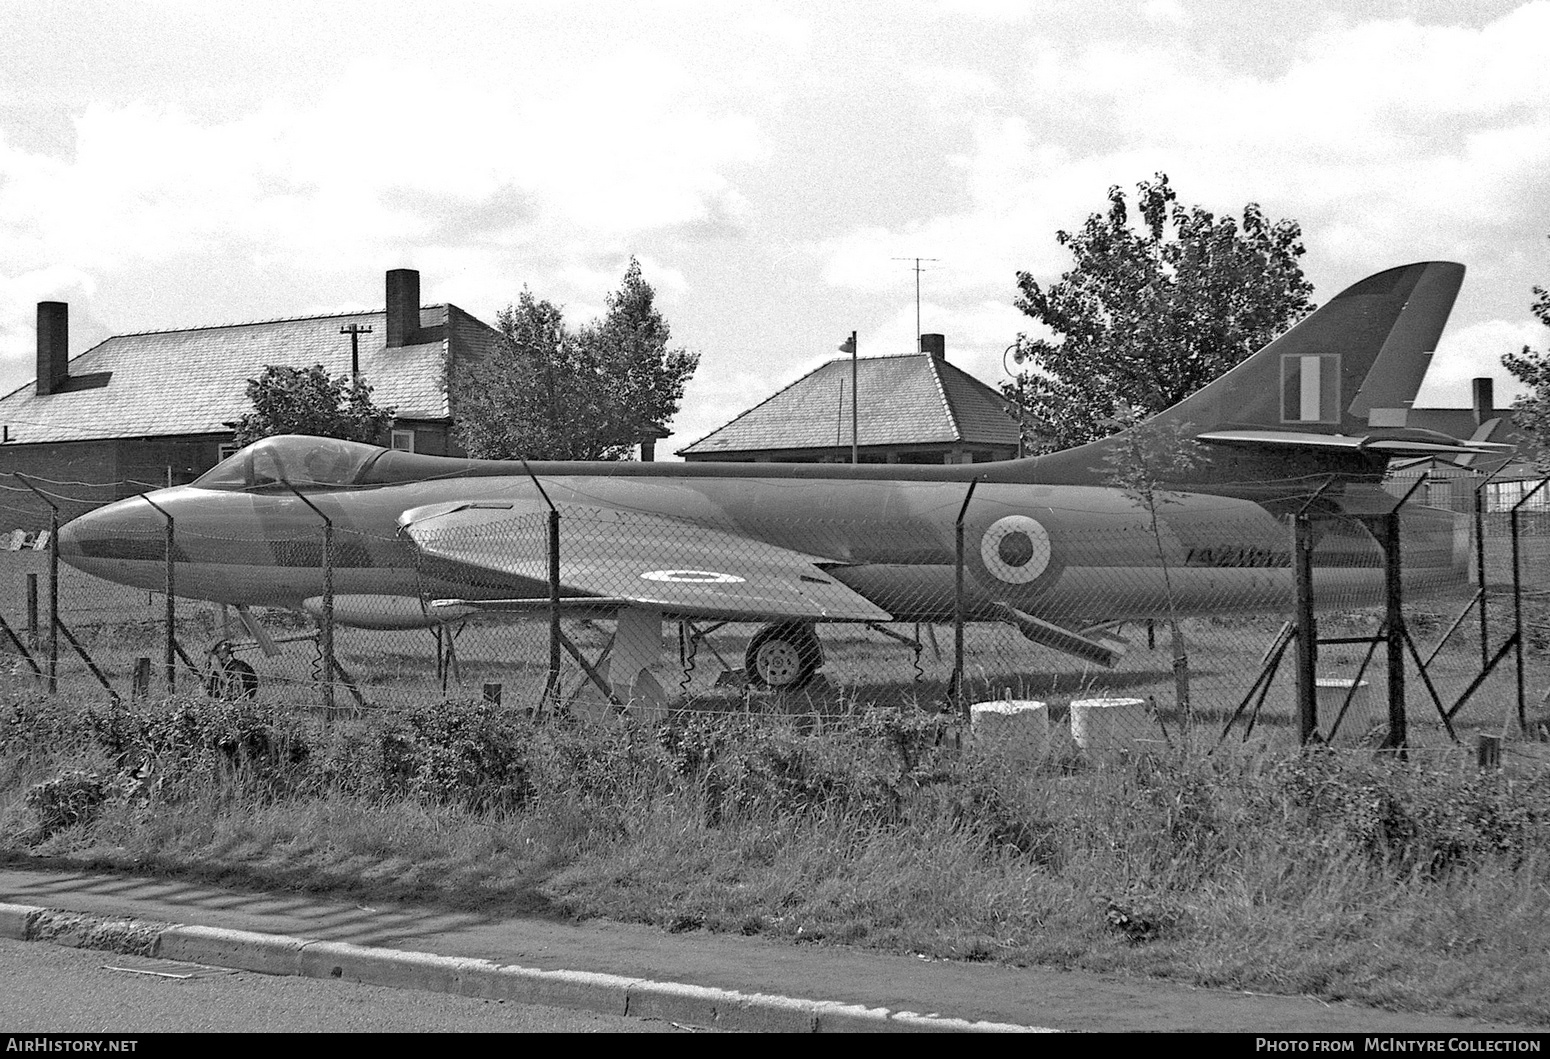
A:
[[195, 436, 385, 490], [193, 435, 522, 491]]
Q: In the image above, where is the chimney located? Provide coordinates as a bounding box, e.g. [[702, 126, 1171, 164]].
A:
[[638, 422, 670, 463], [385, 269, 421, 348], [920, 333, 946, 359], [36, 302, 69, 396], [1472, 377, 1495, 426]]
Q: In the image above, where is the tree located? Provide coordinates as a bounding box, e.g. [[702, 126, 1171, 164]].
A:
[[1501, 259, 1550, 470], [1009, 173, 1316, 451], [451, 258, 699, 461], [1099, 404, 1204, 718], [228, 364, 395, 447]]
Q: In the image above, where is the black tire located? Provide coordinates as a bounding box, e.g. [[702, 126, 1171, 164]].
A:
[[206, 659, 259, 700], [745, 623, 821, 689]]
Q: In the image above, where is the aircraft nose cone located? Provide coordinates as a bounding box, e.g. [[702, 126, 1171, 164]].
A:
[[58, 495, 167, 574]]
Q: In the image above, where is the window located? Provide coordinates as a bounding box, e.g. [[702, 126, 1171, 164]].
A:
[[390, 429, 416, 453]]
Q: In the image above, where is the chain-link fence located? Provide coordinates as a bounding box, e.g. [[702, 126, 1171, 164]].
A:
[[2, 472, 1546, 763]]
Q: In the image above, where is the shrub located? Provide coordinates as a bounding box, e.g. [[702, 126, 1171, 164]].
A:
[[377, 698, 540, 812], [26, 768, 110, 839]]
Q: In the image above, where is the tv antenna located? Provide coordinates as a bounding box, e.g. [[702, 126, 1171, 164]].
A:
[[892, 257, 939, 352]]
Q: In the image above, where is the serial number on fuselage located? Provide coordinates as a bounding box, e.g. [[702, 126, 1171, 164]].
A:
[[1183, 546, 1291, 568]]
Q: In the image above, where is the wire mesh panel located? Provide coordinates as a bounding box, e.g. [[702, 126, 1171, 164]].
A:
[[4, 472, 1544, 764]]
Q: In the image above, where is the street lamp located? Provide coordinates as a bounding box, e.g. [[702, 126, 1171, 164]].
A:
[[1003, 333, 1028, 459]]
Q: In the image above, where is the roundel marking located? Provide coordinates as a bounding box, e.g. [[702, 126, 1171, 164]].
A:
[[640, 569, 747, 584], [980, 515, 1051, 584]]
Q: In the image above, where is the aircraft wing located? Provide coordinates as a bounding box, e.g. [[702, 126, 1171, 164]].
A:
[[400, 501, 892, 623]]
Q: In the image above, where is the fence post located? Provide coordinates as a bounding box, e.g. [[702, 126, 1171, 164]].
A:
[[1474, 476, 1490, 670], [282, 481, 335, 719], [13, 475, 59, 694], [522, 459, 561, 719], [136, 494, 176, 694], [1292, 513, 1317, 745], [951, 479, 979, 720], [1509, 479, 1548, 736], [131, 657, 152, 701], [548, 506, 561, 714], [25, 574, 37, 648], [1378, 510, 1407, 752]]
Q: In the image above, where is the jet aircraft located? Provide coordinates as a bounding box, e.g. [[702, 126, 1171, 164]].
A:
[[58, 261, 1508, 705]]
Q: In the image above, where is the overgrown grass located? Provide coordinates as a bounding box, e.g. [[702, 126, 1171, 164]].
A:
[[4, 693, 1550, 1025]]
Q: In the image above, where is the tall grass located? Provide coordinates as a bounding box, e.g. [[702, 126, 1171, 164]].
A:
[[3, 693, 1550, 1025]]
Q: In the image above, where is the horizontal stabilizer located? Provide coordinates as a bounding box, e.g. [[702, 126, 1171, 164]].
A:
[[994, 603, 1125, 668], [1197, 429, 1515, 459]]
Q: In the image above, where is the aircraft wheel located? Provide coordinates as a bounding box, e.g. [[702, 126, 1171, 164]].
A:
[[745, 623, 821, 689]]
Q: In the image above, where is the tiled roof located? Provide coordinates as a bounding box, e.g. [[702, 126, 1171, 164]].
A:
[[0, 306, 497, 445], [678, 353, 1021, 456]]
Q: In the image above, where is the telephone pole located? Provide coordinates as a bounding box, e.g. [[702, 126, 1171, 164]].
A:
[[340, 323, 373, 381]]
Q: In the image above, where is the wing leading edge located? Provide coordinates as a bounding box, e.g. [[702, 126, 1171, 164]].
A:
[[399, 501, 891, 623]]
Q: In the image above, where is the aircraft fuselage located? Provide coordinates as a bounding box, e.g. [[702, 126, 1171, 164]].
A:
[[59, 462, 1465, 630]]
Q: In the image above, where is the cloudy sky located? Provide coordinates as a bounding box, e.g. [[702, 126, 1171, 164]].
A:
[[3, 0, 1548, 456]]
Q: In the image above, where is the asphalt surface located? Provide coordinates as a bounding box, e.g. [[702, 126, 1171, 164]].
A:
[[0, 864, 1538, 1034], [1, 937, 683, 1032]]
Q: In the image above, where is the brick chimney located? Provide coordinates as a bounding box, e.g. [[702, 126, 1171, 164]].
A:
[[386, 269, 421, 348], [1472, 377, 1495, 426], [36, 302, 69, 396], [920, 333, 946, 359]]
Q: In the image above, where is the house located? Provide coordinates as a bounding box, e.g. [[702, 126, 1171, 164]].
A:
[[0, 269, 502, 526], [678, 334, 1034, 464], [1386, 377, 1544, 513]]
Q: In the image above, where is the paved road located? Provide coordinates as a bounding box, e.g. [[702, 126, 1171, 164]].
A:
[[0, 864, 1539, 1033], [0, 938, 687, 1032]]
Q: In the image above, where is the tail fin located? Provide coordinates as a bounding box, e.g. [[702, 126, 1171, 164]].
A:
[[1169, 260, 1464, 439], [1006, 261, 1505, 492]]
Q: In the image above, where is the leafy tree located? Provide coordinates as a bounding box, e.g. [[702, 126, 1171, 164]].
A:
[[452, 258, 700, 461], [228, 364, 395, 447], [1099, 404, 1204, 717], [1010, 173, 1316, 450], [1501, 260, 1550, 470]]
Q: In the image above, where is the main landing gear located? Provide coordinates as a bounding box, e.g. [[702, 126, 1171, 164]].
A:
[[744, 622, 823, 689]]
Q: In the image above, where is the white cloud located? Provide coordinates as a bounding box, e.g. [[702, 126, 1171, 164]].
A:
[[807, 4, 1550, 405], [1140, 0, 1187, 26], [0, 266, 100, 376], [1419, 317, 1545, 407]]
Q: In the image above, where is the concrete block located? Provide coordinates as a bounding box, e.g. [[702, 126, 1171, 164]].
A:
[[302, 940, 472, 994], [513, 968, 636, 1016], [811, 1000, 895, 1032], [157, 924, 307, 976], [0, 902, 44, 940], [970, 699, 1050, 762], [625, 979, 726, 1028], [712, 991, 819, 1033]]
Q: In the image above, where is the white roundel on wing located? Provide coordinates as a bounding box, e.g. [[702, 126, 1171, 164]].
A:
[[980, 515, 1051, 584], [640, 569, 746, 584]]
